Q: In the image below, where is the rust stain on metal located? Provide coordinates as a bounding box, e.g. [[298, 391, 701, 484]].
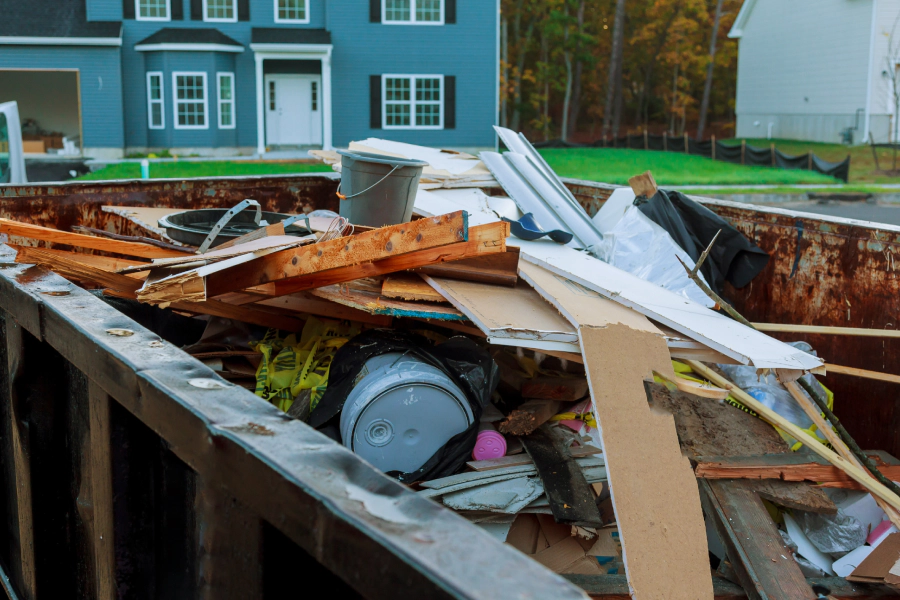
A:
[[223, 422, 276, 436]]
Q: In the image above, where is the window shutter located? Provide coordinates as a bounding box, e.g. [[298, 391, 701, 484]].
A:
[[171, 0, 184, 20], [238, 0, 250, 21], [191, 0, 203, 20], [370, 75, 382, 129], [445, 0, 456, 24], [444, 76, 456, 129], [370, 0, 381, 22], [123, 0, 135, 19]]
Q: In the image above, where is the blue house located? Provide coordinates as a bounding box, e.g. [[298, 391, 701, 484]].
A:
[[0, 0, 499, 159]]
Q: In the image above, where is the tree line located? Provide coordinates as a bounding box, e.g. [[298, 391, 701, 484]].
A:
[[500, 0, 743, 143]]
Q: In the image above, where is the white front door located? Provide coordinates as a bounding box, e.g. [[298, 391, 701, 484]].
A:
[[264, 74, 323, 146]]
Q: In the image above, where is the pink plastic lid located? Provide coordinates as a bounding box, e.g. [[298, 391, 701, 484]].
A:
[[868, 519, 897, 546], [472, 430, 507, 461]]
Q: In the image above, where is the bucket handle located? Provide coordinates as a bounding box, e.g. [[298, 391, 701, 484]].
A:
[[336, 164, 402, 200], [198, 199, 262, 254]]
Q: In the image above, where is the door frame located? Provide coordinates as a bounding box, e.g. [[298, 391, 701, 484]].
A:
[[251, 44, 333, 153], [263, 73, 323, 147]]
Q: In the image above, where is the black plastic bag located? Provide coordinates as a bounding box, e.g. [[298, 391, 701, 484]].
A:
[[635, 189, 769, 294], [309, 329, 499, 483]]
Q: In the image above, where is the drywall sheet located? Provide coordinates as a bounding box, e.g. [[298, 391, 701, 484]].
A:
[[422, 276, 579, 350], [350, 139, 490, 177], [580, 325, 713, 599]]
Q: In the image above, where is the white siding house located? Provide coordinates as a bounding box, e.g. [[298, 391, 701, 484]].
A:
[[730, 0, 900, 144]]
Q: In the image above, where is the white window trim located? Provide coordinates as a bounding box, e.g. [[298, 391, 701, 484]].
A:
[[203, 0, 238, 23], [382, 74, 444, 130], [217, 72, 236, 129], [172, 71, 210, 130], [382, 0, 444, 25], [147, 71, 165, 129], [273, 0, 310, 23], [135, 0, 172, 21]]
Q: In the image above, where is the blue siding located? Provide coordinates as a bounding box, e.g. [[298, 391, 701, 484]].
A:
[[86, 0, 123, 21], [12, 0, 498, 152], [328, 0, 498, 148], [0, 46, 124, 148]]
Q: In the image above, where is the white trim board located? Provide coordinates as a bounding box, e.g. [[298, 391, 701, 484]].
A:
[[136, 43, 244, 53], [413, 188, 823, 371], [514, 240, 822, 370]]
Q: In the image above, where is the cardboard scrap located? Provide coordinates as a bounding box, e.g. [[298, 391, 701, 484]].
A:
[[848, 533, 900, 585]]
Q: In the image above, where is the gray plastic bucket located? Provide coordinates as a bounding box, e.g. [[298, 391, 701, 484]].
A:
[[339, 352, 474, 474], [337, 150, 428, 227]]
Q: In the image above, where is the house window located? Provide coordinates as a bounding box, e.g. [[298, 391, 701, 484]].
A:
[[204, 0, 237, 22], [275, 0, 309, 22], [383, 75, 443, 129], [173, 72, 208, 129], [217, 73, 235, 129], [383, 0, 443, 24], [311, 81, 318, 111], [136, 0, 170, 20], [269, 81, 276, 110], [147, 72, 165, 129]]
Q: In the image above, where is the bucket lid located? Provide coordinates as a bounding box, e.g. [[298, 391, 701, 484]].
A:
[[337, 149, 429, 168]]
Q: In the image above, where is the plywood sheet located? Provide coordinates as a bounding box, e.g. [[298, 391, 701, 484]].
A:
[[580, 325, 713, 599]]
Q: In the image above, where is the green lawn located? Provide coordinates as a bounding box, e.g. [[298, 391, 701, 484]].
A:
[[537, 148, 839, 187], [78, 161, 333, 181]]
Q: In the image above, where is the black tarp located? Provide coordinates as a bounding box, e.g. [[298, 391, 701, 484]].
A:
[[635, 189, 770, 294]]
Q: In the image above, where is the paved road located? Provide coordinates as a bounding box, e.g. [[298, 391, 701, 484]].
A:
[[764, 201, 900, 227]]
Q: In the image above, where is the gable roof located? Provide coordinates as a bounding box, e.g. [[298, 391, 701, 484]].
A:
[[728, 0, 757, 39], [251, 28, 332, 45], [0, 0, 120, 39], [135, 28, 243, 47]]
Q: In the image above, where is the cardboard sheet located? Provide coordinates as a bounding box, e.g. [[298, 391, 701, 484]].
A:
[[580, 325, 713, 599], [422, 276, 579, 349]]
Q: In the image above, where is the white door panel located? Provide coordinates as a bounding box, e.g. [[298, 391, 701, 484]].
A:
[[264, 74, 322, 146]]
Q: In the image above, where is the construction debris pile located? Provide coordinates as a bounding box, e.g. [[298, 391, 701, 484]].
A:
[[7, 127, 900, 597]]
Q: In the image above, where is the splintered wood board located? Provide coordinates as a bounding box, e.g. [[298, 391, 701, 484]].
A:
[[310, 285, 466, 321], [422, 276, 579, 352], [119, 235, 313, 272], [0, 218, 186, 259], [382, 274, 447, 303], [254, 293, 393, 327], [203, 211, 470, 298]]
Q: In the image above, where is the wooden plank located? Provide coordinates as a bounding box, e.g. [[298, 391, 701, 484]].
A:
[[13, 246, 307, 331], [88, 381, 115, 600], [692, 454, 900, 488], [0, 218, 186, 259], [221, 222, 509, 300], [409, 249, 520, 286], [423, 276, 579, 346], [15, 246, 148, 272], [498, 400, 561, 435], [701, 479, 814, 600], [580, 327, 713, 599], [5, 318, 37, 600], [824, 363, 900, 385], [310, 285, 466, 321], [752, 323, 900, 339], [382, 274, 448, 302], [254, 293, 393, 327], [101, 205, 180, 240], [521, 377, 589, 401], [214, 222, 285, 250], [201, 211, 471, 299]]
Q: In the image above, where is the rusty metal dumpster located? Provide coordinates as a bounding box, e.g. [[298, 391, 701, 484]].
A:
[[0, 173, 897, 599]]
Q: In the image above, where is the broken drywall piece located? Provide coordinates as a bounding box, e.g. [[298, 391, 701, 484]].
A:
[[442, 476, 545, 514]]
